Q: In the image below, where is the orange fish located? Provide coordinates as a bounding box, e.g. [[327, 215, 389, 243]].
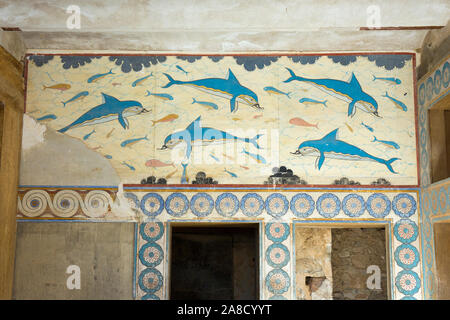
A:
[[166, 169, 178, 179], [151, 114, 178, 126], [145, 159, 175, 168], [240, 165, 250, 170], [253, 114, 263, 119], [43, 83, 71, 91], [345, 122, 353, 132], [222, 153, 235, 160], [289, 117, 318, 129]]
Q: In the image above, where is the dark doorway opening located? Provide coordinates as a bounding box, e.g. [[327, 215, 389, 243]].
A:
[[170, 223, 259, 300]]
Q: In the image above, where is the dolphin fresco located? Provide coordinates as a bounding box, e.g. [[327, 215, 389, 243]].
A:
[[291, 128, 400, 173], [284, 68, 379, 117], [58, 93, 149, 133], [161, 69, 261, 113]]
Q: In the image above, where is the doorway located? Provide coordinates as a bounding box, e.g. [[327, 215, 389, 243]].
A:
[[434, 222, 450, 299], [169, 223, 259, 300]]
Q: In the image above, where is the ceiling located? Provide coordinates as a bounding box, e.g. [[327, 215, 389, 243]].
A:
[[0, 0, 449, 52]]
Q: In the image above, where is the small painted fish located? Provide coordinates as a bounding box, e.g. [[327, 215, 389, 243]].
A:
[[106, 128, 115, 138], [105, 155, 112, 159], [289, 117, 318, 129], [152, 114, 179, 126], [112, 82, 122, 86], [181, 163, 188, 184], [122, 161, 135, 171], [264, 118, 278, 123], [176, 65, 189, 75], [361, 122, 374, 132], [241, 148, 267, 164], [299, 97, 328, 107], [62, 91, 89, 107], [210, 154, 220, 162], [120, 135, 149, 147], [383, 91, 408, 112], [264, 86, 291, 98], [43, 83, 71, 91], [372, 75, 401, 85], [222, 153, 234, 160], [345, 123, 353, 133], [91, 146, 102, 151], [372, 136, 400, 149], [224, 168, 238, 178], [36, 114, 57, 121], [232, 117, 242, 121], [166, 169, 178, 179], [132, 73, 153, 87], [253, 114, 263, 119], [83, 128, 96, 140], [240, 165, 250, 170], [192, 98, 218, 110], [146, 90, 173, 100], [87, 69, 114, 83], [145, 159, 175, 168]]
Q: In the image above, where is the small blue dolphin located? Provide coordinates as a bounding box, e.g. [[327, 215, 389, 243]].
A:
[[372, 136, 400, 149], [87, 69, 114, 83], [62, 91, 89, 107], [372, 75, 401, 85], [58, 93, 148, 133], [264, 86, 291, 98], [292, 128, 400, 173], [132, 73, 153, 87], [284, 67, 379, 117], [192, 98, 219, 110], [382, 91, 408, 112]]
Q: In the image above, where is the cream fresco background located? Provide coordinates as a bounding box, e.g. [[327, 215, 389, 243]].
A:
[[24, 54, 417, 186]]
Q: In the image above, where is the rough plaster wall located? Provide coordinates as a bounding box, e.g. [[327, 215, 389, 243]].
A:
[[434, 223, 450, 299], [19, 115, 120, 186], [295, 227, 333, 300], [331, 228, 388, 300], [0, 30, 25, 61], [12, 222, 135, 300]]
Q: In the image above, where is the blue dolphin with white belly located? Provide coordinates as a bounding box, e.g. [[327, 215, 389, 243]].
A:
[[58, 93, 149, 133], [291, 128, 399, 173], [159, 116, 263, 159], [161, 69, 261, 113], [284, 67, 379, 117]]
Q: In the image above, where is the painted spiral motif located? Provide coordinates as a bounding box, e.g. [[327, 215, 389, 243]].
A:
[[342, 194, 365, 217], [165, 193, 189, 217], [290, 193, 314, 218], [140, 193, 164, 217], [52, 190, 81, 218], [434, 69, 442, 95], [442, 61, 449, 88], [138, 268, 163, 293], [265, 222, 290, 243], [418, 83, 426, 106], [266, 243, 290, 268], [438, 187, 448, 212], [18, 190, 51, 217], [395, 244, 419, 270], [240, 193, 264, 217], [426, 77, 434, 101], [215, 193, 239, 217], [265, 193, 289, 218], [392, 194, 416, 218], [366, 193, 391, 218], [265, 269, 290, 295], [190, 193, 214, 217], [395, 270, 420, 296], [394, 219, 418, 244], [316, 193, 341, 218], [82, 190, 112, 218], [139, 242, 164, 268], [140, 222, 164, 242]]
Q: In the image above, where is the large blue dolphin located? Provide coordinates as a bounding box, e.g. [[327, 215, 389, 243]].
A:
[[284, 67, 379, 117], [160, 116, 263, 159], [292, 128, 399, 173], [58, 93, 149, 133], [161, 69, 261, 113]]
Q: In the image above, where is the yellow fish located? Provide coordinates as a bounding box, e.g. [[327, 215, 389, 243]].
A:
[[345, 123, 353, 132], [166, 169, 178, 179], [264, 118, 278, 123], [232, 117, 242, 121], [151, 114, 179, 126], [43, 83, 71, 91], [106, 128, 115, 138]]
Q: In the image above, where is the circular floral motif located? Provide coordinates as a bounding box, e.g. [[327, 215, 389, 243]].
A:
[[140, 222, 164, 242], [190, 193, 214, 217], [438, 187, 448, 212], [138, 268, 163, 293], [268, 295, 287, 300], [215, 193, 239, 217], [290, 193, 315, 218], [265, 193, 289, 218], [366, 193, 391, 218], [395, 244, 419, 270], [139, 242, 164, 268], [442, 61, 449, 88], [392, 194, 416, 218], [394, 219, 418, 244], [141, 293, 160, 300], [265, 269, 290, 295], [426, 77, 434, 101], [124, 192, 140, 209], [140, 193, 164, 217], [165, 193, 189, 217], [418, 83, 426, 106], [342, 194, 365, 217], [434, 69, 442, 95], [265, 222, 290, 243], [395, 270, 420, 296], [240, 193, 264, 217], [316, 193, 341, 218], [266, 243, 290, 268]]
